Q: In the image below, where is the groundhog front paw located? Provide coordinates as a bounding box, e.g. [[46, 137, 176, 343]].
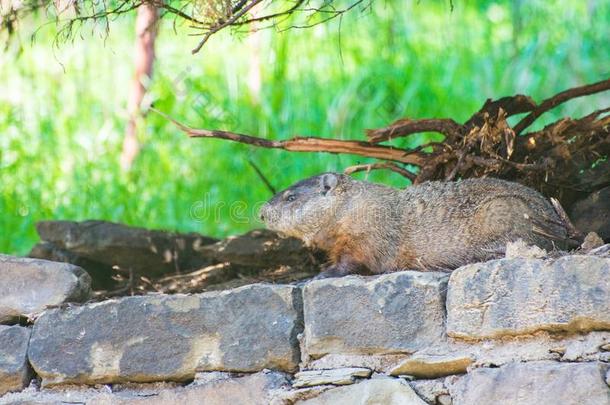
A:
[[312, 269, 343, 280], [313, 261, 362, 279]]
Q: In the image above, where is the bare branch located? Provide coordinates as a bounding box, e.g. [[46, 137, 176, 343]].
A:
[[158, 3, 205, 25], [232, 0, 306, 26], [191, 0, 263, 54], [464, 94, 536, 130], [514, 77, 610, 135], [283, 0, 367, 31], [3, 0, 371, 54], [248, 159, 277, 194], [366, 118, 462, 143], [151, 107, 426, 165], [344, 162, 416, 181]]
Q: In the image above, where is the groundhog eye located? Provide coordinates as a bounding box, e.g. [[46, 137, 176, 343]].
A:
[[286, 194, 297, 202]]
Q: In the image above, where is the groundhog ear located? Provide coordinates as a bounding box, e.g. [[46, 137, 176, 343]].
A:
[[320, 173, 339, 195]]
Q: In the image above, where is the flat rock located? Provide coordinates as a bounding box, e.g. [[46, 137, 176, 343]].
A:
[[390, 354, 473, 378], [33, 220, 218, 279], [29, 241, 117, 290], [0, 372, 288, 405], [590, 243, 610, 257], [292, 367, 372, 388], [28, 284, 302, 386], [417, 330, 610, 369], [504, 239, 547, 259], [447, 256, 610, 339], [305, 353, 408, 374], [94, 371, 290, 405], [0, 255, 91, 323], [196, 229, 321, 268], [448, 361, 610, 405], [0, 325, 31, 396], [303, 271, 448, 358], [295, 377, 427, 405], [408, 378, 451, 405], [271, 386, 333, 404]]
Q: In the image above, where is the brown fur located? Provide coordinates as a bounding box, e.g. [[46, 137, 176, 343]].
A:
[[259, 173, 577, 275]]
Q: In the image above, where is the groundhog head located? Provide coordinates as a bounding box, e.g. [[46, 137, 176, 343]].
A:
[[259, 172, 350, 245]]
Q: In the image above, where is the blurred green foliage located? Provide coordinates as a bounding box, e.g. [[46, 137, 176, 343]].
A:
[[1, 0, 609, 254]]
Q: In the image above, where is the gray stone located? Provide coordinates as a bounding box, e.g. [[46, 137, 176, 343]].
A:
[[389, 354, 472, 378], [29, 241, 117, 290], [437, 394, 452, 405], [504, 239, 546, 259], [33, 220, 218, 279], [303, 271, 448, 358], [0, 382, 178, 405], [296, 377, 427, 404], [0, 372, 288, 405], [293, 368, 372, 388], [28, 284, 302, 386], [590, 244, 610, 257], [429, 330, 610, 368], [407, 378, 449, 405], [93, 371, 290, 405], [271, 386, 334, 405], [0, 255, 91, 323], [192, 371, 233, 385], [449, 361, 610, 405], [447, 256, 610, 339], [196, 228, 320, 269], [561, 332, 610, 361], [0, 325, 31, 395], [305, 353, 407, 374]]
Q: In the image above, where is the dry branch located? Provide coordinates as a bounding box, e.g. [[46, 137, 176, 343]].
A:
[[366, 118, 462, 143], [151, 107, 426, 165], [191, 0, 263, 54], [3, 0, 369, 54], [513, 78, 610, 134], [155, 78, 610, 210], [248, 159, 277, 194], [464, 94, 536, 129], [344, 162, 416, 181]]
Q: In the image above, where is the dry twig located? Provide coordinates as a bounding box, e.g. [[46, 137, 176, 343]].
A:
[[151, 107, 426, 165], [366, 118, 462, 143], [513, 78, 610, 134], [344, 162, 416, 181]]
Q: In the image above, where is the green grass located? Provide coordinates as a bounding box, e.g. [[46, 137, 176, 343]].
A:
[[1, 0, 609, 255]]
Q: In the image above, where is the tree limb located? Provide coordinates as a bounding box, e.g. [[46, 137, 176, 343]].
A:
[[232, 0, 306, 27], [366, 118, 462, 143], [464, 94, 536, 129], [191, 0, 263, 54], [151, 107, 426, 165], [248, 159, 277, 194], [344, 162, 416, 180], [513, 77, 610, 135]]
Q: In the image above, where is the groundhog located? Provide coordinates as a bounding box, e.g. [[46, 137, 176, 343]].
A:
[[259, 173, 578, 276]]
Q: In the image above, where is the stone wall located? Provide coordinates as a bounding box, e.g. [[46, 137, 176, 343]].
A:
[[1, 251, 609, 404]]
